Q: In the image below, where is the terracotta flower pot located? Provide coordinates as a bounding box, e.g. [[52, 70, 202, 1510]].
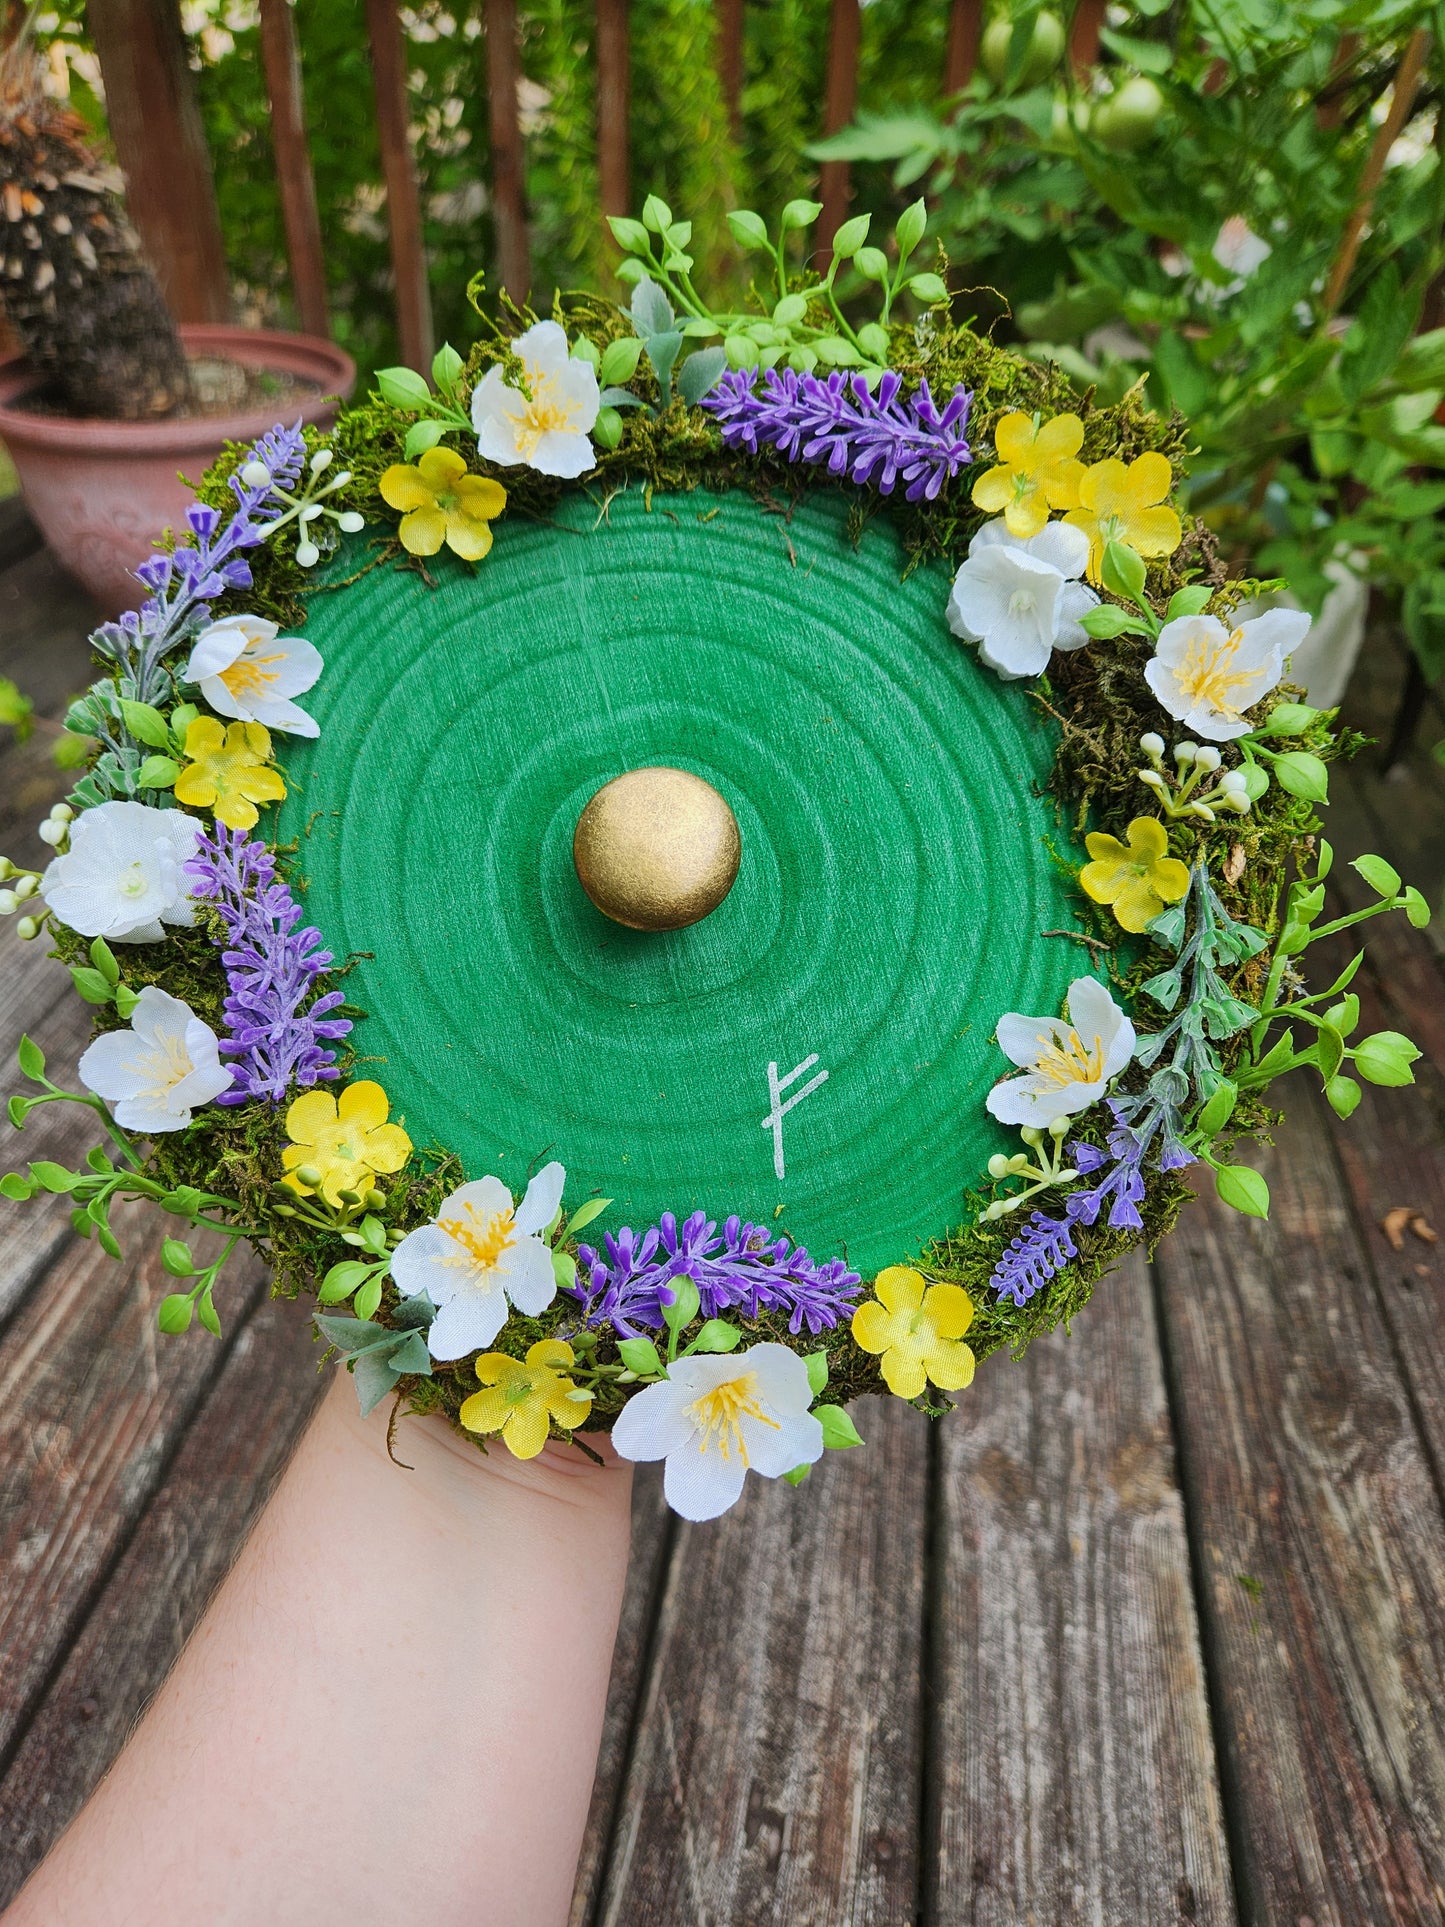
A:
[[0, 324, 356, 617]]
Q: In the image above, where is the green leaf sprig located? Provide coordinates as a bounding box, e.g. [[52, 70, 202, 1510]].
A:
[[1237, 839, 1426, 1120], [605, 192, 947, 381], [315, 1293, 437, 1418], [376, 343, 474, 461], [3, 1038, 257, 1330]]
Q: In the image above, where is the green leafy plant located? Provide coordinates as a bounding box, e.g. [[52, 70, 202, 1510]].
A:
[[815, 2, 1445, 680]]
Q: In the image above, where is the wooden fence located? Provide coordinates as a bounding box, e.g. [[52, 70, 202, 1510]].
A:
[[87, 0, 1112, 372]]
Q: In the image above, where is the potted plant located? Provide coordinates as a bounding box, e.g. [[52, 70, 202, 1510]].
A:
[[0, 18, 353, 614]]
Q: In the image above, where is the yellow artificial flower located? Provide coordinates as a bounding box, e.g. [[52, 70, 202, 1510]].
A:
[[1064, 453, 1182, 584], [173, 716, 286, 831], [851, 1266, 975, 1401], [971, 411, 1086, 538], [1080, 816, 1191, 933], [282, 1079, 413, 1206], [379, 446, 507, 560], [459, 1339, 593, 1459]]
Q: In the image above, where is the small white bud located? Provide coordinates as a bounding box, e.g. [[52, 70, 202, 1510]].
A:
[[14, 874, 38, 900], [1190, 801, 1217, 822], [333, 470, 353, 487], [1193, 745, 1221, 771], [1138, 768, 1166, 789], [1224, 791, 1252, 814], [296, 541, 320, 567], [309, 447, 334, 473], [337, 511, 365, 533], [48, 801, 74, 823], [1019, 1126, 1042, 1147], [240, 460, 272, 489], [1139, 732, 1165, 760], [17, 915, 39, 940], [1219, 769, 1249, 795], [1175, 739, 1198, 764], [37, 820, 64, 847], [987, 1154, 1010, 1179], [0, 890, 17, 914], [0, 858, 12, 880], [1049, 1115, 1070, 1137], [298, 503, 323, 523]]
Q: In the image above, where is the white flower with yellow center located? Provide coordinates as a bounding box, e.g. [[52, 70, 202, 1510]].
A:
[[77, 986, 233, 1133], [470, 320, 600, 479], [945, 517, 1098, 680], [391, 1160, 566, 1360], [1145, 608, 1309, 742], [40, 800, 201, 943], [986, 976, 1136, 1129], [184, 614, 323, 737], [610, 1343, 824, 1521]]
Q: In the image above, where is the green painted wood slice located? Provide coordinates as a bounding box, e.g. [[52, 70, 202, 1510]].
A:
[[277, 487, 1085, 1272]]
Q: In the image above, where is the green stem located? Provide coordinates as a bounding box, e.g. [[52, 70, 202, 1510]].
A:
[[823, 284, 867, 355], [1304, 899, 1397, 946], [25, 1090, 148, 1171]]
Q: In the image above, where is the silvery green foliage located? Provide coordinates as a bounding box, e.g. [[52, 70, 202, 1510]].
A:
[[316, 1293, 437, 1418]]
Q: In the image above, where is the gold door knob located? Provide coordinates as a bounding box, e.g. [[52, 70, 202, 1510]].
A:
[[573, 766, 741, 931]]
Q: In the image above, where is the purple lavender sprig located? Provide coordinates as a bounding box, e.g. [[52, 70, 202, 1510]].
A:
[[703, 366, 973, 503], [186, 825, 351, 1104], [984, 863, 1262, 1308], [89, 421, 307, 711], [569, 1208, 862, 1338], [990, 1210, 1080, 1308], [987, 1091, 1197, 1307]]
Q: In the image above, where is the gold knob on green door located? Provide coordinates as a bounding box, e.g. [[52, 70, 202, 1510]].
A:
[[573, 766, 741, 931]]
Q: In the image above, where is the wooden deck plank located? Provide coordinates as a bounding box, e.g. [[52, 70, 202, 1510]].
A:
[[932, 1250, 1237, 1927], [0, 932, 124, 1341], [0, 543, 98, 866], [0, 1218, 272, 1759], [0, 1292, 325, 1905], [1332, 625, 1445, 961], [593, 1395, 927, 1927], [1311, 903, 1445, 1488], [1154, 1079, 1445, 1926], [569, 1466, 675, 1927]]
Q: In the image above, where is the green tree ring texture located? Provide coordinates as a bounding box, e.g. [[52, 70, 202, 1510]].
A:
[[277, 488, 1083, 1273]]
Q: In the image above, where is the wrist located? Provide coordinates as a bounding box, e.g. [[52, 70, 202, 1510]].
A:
[[326, 1372, 635, 1520]]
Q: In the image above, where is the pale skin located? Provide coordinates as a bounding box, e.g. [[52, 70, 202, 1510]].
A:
[[4, 1377, 635, 1927]]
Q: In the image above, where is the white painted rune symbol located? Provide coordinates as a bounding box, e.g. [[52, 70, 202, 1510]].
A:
[[761, 1053, 829, 1182]]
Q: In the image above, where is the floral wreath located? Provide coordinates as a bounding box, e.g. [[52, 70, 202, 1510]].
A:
[[1, 196, 1429, 1523]]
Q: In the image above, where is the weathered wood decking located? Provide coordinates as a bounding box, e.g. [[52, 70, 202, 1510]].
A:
[[1, 508, 1443, 1924]]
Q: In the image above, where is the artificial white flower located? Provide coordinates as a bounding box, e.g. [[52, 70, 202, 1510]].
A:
[[184, 614, 323, 737], [77, 986, 232, 1132], [610, 1343, 825, 1521], [392, 1160, 566, 1360], [40, 801, 201, 943], [1145, 608, 1310, 742], [985, 976, 1136, 1129], [470, 320, 600, 479], [945, 517, 1098, 679]]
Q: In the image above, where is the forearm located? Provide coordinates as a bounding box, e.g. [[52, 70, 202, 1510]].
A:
[[6, 1374, 634, 1927]]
